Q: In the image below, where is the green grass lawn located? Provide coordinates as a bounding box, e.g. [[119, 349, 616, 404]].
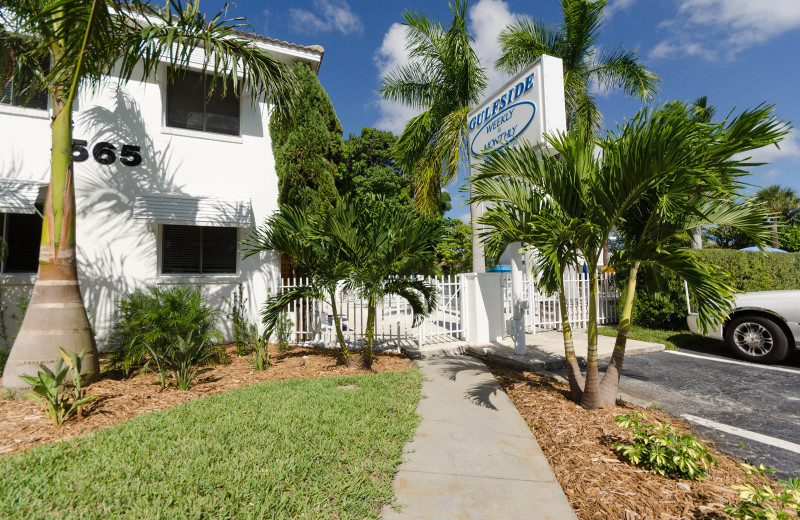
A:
[[598, 325, 723, 351], [0, 369, 422, 520]]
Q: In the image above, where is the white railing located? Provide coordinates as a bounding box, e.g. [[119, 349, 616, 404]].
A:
[[503, 271, 619, 333], [277, 274, 463, 347]]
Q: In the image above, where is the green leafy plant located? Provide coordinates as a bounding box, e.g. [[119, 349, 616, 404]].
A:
[[275, 308, 293, 353], [613, 411, 718, 480], [723, 464, 800, 519], [226, 283, 253, 356], [147, 332, 215, 391], [107, 285, 222, 375], [248, 325, 271, 371], [19, 349, 98, 427]]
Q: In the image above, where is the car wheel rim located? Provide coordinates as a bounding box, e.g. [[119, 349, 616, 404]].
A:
[[733, 322, 773, 357]]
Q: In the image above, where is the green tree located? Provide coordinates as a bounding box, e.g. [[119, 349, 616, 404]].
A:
[[338, 127, 413, 212], [323, 200, 442, 368], [243, 206, 356, 367], [270, 61, 341, 214], [753, 185, 799, 248], [379, 0, 487, 269], [0, 0, 295, 391], [471, 103, 787, 409], [437, 218, 472, 275], [496, 0, 660, 135]]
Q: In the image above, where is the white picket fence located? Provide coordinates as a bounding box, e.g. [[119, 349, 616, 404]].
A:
[[278, 275, 463, 346], [502, 271, 619, 333], [278, 270, 619, 347]]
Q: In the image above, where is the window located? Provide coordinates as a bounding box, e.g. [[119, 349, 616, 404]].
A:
[[161, 225, 238, 274], [166, 70, 240, 136], [1, 210, 42, 273], [1, 51, 49, 110]]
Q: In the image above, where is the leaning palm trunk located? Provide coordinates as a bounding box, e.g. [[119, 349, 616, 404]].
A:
[[329, 293, 355, 368], [598, 262, 639, 406], [558, 282, 584, 402], [579, 271, 603, 409], [470, 199, 485, 272], [362, 302, 377, 368], [3, 6, 100, 390]]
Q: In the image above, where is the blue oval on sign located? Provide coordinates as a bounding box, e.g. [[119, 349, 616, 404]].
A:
[[470, 101, 536, 156]]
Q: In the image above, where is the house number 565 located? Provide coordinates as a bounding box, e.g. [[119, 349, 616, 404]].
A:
[[72, 139, 142, 167]]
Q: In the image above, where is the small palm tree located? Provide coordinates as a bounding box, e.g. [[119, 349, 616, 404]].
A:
[[754, 185, 799, 248], [379, 0, 488, 270], [470, 102, 788, 409], [243, 206, 356, 367], [496, 0, 660, 135], [1, 0, 296, 389], [323, 200, 442, 368]]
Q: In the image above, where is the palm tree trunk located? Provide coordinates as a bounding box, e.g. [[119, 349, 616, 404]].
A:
[[690, 227, 702, 249], [329, 290, 355, 368], [470, 199, 485, 272], [362, 302, 376, 368], [771, 221, 779, 249], [579, 270, 602, 409], [598, 262, 639, 406], [558, 282, 584, 402], [2, 100, 98, 391]]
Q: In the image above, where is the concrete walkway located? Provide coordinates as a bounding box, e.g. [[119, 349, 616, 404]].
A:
[[381, 357, 578, 520]]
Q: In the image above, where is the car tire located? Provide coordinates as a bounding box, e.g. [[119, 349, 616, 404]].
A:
[[726, 314, 790, 363]]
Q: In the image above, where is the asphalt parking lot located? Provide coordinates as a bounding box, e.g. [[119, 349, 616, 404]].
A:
[[615, 341, 800, 479]]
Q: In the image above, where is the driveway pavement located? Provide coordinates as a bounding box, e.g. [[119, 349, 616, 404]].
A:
[[615, 342, 800, 479]]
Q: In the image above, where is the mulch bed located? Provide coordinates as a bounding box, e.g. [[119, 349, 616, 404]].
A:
[[487, 364, 771, 520], [0, 345, 412, 456]]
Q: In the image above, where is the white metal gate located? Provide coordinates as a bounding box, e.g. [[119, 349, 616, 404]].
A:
[[278, 275, 463, 346]]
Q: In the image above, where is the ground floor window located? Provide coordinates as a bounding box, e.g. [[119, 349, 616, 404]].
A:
[[0, 211, 42, 273], [161, 224, 238, 274]]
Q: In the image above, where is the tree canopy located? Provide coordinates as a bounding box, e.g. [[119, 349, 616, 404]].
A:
[[270, 62, 341, 214]]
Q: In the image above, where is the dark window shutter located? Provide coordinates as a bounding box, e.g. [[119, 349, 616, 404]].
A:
[[202, 227, 237, 273], [166, 71, 204, 131], [162, 225, 201, 273], [205, 77, 240, 136], [3, 213, 42, 273]]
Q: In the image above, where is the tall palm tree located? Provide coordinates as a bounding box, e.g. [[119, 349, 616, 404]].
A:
[[496, 0, 660, 136], [323, 199, 442, 368], [754, 185, 799, 248], [1, 0, 296, 390], [470, 102, 788, 409], [243, 206, 356, 367], [379, 0, 487, 270]]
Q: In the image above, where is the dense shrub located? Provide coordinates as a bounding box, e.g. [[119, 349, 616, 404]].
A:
[[106, 285, 222, 374], [624, 249, 800, 330]]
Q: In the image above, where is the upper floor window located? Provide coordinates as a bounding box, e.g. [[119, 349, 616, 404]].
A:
[[1, 52, 49, 111], [1, 209, 42, 274], [166, 70, 240, 136]]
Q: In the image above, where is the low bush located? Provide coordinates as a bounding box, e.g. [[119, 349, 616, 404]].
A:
[[226, 283, 253, 355], [724, 464, 800, 519], [147, 332, 215, 390], [106, 285, 222, 374], [614, 411, 718, 480]]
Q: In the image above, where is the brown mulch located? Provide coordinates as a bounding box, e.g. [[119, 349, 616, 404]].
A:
[[0, 345, 412, 456], [487, 364, 771, 520]]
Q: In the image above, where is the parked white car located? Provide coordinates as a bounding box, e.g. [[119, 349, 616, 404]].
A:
[[687, 290, 800, 363]]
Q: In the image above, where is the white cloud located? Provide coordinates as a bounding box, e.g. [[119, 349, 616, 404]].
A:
[[373, 0, 523, 134], [288, 0, 363, 36], [457, 212, 471, 224], [650, 0, 800, 61], [764, 169, 782, 180], [604, 0, 639, 19], [744, 129, 800, 164]]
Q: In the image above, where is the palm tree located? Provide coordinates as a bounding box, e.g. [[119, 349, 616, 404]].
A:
[[379, 0, 488, 270], [242, 206, 356, 367], [470, 103, 788, 409], [754, 185, 799, 248], [1, 0, 296, 390], [323, 200, 442, 368], [496, 0, 660, 136]]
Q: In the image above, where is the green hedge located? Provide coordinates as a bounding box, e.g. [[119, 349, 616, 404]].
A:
[[629, 249, 800, 330]]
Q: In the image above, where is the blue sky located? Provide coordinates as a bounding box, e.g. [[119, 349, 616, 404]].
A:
[[203, 0, 800, 221]]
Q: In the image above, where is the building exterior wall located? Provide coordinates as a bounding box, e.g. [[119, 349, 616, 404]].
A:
[[0, 46, 318, 347]]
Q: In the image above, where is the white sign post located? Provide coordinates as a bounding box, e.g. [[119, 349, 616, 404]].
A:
[[467, 54, 567, 355]]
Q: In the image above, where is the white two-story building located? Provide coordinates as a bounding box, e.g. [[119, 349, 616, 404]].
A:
[[0, 33, 323, 346]]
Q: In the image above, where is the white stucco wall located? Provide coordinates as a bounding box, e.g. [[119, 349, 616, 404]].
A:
[[0, 50, 315, 347]]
